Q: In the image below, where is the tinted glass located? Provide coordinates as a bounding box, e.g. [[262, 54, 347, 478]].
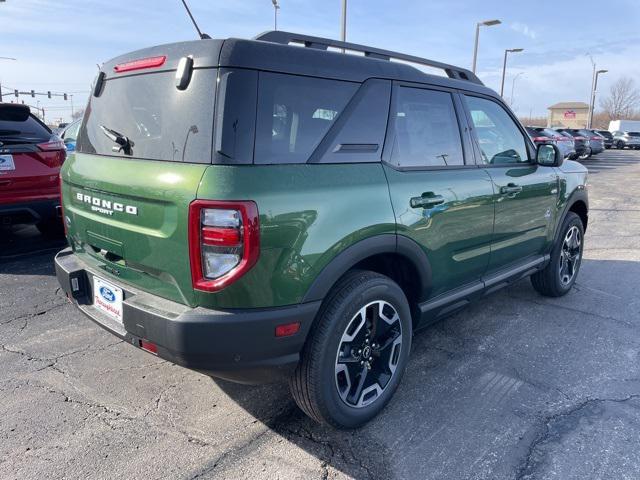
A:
[[465, 95, 529, 164], [254, 73, 357, 164], [0, 114, 50, 143], [628, 132, 640, 137], [390, 87, 463, 167], [77, 69, 216, 163], [63, 120, 81, 141]]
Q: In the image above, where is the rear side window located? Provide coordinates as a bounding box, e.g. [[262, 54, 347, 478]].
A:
[[254, 73, 357, 164], [0, 115, 50, 143], [77, 69, 217, 163], [389, 87, 464, 168]]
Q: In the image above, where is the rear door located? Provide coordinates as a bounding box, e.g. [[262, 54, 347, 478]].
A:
[[383, 83, 495, 299], [461, 94, 558, 271], [0, 107, 63, 205], [64, 54, 219, 307]]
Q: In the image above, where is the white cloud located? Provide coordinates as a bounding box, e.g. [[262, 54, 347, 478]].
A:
[[477, 45, 640, 116], [510, 22, 537, 40]]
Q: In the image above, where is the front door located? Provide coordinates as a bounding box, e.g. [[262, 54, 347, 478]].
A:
[[462, 94, 558, 271], [383, 84, 495, 299]]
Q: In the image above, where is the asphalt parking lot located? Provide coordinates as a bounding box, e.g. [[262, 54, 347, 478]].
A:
[[1, 149, 639, 480]]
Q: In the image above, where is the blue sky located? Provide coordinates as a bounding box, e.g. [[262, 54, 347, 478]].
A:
[[1, 0, 639, 123]]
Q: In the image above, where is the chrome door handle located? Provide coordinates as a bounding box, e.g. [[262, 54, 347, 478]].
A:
[[500, 183, 523, 195], [410, 194, 445, 209]]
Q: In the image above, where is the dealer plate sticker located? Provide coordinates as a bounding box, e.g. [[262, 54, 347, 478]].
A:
[[0, 155, 15, 171], [93, 276, 123, 323]]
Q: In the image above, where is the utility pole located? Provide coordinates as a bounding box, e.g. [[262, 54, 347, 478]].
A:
[[271, 0, 279, 30], [471, 19, 501, 74], [500, 48, 523, 97], [341, 0, 347, 50], [589, 69, 608, 128]]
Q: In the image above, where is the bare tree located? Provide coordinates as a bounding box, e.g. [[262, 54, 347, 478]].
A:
[[600, 77, 640, 120], [71, 108, 85, 120]]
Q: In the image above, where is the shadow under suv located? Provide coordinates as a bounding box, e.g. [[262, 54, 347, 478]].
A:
[[55, 31, 589, 428]]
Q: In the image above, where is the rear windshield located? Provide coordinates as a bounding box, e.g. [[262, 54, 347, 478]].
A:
[[0, 114, 51, 143], [627, 132, 640, 137], [77, 69, 217, 163]]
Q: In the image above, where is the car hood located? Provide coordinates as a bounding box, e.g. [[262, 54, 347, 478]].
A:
[[558, 159, 588, 174]]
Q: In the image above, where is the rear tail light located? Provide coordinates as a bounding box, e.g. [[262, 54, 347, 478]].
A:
[[533, 137, 555, 144], [114, 55, 167, 73], [37, 139, 66, 168], [591, 136, 601, 141], [189, 200, 259, 292]]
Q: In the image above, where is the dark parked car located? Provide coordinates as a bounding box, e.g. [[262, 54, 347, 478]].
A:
[[556, 130, 590, 160], [0, 103, 66, 235], [559, 129, 604, 156], [595, 130, 613, 149], [526, 126, 575, 160], [55, 31, 589, 428], [611, 131, 640, 149]]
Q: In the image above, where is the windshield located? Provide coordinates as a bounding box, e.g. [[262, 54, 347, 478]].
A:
[[627, 132, 640, 137], [77, 69, 217, 163], [0, 114, 51, 144]]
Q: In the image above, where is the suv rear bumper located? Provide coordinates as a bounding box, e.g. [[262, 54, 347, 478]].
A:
[[55, 248, 320, 384], [0, 198, 60, 225]]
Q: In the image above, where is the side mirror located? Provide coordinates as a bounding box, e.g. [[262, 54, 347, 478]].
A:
[[536, 143, 562, 167]]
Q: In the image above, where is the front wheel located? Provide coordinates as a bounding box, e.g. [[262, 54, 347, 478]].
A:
[[531, 212, 584, 297], [290, 270, 412, 428], [617, 140, 625, 149], [578, 148, 591, 160]]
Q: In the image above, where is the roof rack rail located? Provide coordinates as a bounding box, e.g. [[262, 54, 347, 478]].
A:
[[254, 30, 483, 86]]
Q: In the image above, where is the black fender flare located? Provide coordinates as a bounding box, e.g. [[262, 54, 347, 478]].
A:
[[554, 187, 589, 244], [302, 234, 432, 303]]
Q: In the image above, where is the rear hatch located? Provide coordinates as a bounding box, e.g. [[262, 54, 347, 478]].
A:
[[0, 104, 65, 206], [62, 41, 222, 306]]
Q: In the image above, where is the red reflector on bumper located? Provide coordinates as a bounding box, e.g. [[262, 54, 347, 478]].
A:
[[275, 322, 300, 337], [139, 339, 158, 354]]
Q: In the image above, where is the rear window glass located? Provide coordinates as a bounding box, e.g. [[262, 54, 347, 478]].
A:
[[254, 73, 358, 164], [0, 114, 50, 142], [627, 132, 640, 137], [77, 69, 217, 163]]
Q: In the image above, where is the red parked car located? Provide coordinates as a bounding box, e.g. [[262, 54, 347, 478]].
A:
[[0, 103, 66, 235]]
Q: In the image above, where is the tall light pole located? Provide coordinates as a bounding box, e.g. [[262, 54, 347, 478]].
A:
[[341, 0, 347, 46], [589, 69, 607, 128], [510, 72, 524, 107], [472, 19, 501, 74], [271, 0, 280, 30], [500, 48, 523, 97], [0, 56, 17, 102]]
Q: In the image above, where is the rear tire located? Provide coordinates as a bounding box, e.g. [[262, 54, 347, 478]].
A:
[[290, 270, 412, 429], [531, 212, 584, 297]]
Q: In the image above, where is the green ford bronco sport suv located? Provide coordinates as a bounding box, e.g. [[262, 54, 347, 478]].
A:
[[55, 31, 588, 428]]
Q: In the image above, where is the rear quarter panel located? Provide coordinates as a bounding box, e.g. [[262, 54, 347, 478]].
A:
[[195, 163, 396, 308]]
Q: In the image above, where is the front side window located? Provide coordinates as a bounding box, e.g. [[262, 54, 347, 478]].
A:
[[254, 73, 357, 164], [465, 95, 529, 165], [390, 87, 464, 168]]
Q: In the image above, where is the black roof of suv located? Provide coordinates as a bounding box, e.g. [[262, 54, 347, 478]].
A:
[[102, 31, 493, 96]]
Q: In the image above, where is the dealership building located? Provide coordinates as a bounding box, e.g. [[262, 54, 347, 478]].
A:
[[547, 102, 589, 128]]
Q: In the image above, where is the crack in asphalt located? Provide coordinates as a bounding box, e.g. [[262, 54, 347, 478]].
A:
[[515, 394, 640, 480], [0, 301, 68, 328]]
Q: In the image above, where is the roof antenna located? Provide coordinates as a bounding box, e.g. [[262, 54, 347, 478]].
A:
[[179, 0, 211, 39]]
